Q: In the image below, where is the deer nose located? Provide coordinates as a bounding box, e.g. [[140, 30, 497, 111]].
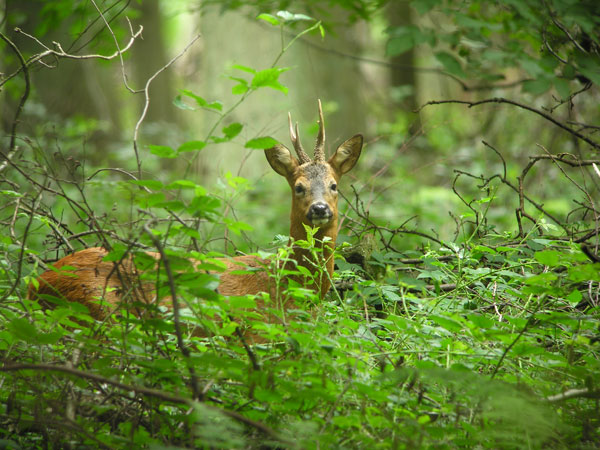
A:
[[307, 202, 332, 225]]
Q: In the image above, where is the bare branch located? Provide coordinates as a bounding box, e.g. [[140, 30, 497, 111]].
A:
[[546, 388, 600, 403], [0, 363, 291, 445], [417, 98, 600, 150]]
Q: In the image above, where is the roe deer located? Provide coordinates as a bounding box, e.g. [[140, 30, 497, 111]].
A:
[[28, 100, 363, 325]]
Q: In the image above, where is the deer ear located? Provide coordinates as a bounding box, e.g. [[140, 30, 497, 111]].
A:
[[265, 144, 299, 177], [328, 134, 363, 176]]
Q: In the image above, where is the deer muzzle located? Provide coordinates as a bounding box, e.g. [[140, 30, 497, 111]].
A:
[[307, 202, 333, 226]]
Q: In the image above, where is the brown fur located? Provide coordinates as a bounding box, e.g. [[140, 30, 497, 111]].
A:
[[28, 107, 363, 333]]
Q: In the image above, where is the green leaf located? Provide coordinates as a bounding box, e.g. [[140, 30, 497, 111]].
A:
[[534, 250, 562, 267], [577, 56, 600, 86], [232, 84, 249, 95], [131, 179, 163, 190], [179, 90, 222, 111], [228, 296, 257, 309], [164, 179, 200, 190], [430, 314, 463, 333], [553, 78, 571, 99], [173, 95, 196, 111], [386, 26, 431, 57], [7, 318, 38, 343], [223, 122, 243, 139], [149, 145, 177, 159], [190, 195, 221, 217], [224, 218, 253, 235], [245, 136, 278, 149], [251, 67, 289, 93], [177, 140, 206, 153], [522, 78, 552, 95], [566, 289, 582, 306], [435, 51, 466, 78], [524, 272, 558, 285], [568, 263, 600, 282], [387, 34, 415, 56], [257, 13, 280, 26], [466, 313, 496, 329], [233, 64, 256, 74]]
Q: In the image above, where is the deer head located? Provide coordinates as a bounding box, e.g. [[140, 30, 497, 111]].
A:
[[265, 100, 363, 238]]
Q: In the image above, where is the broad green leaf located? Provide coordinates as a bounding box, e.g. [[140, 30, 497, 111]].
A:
[[430, 314, 463, 333], [190, 195, 221, 217], [145, 192, 166, 207], [576, 55, 600, 86], [534, 250, 562, 267], [149, 145, 177, 159], [164, 179, 199, 190], [466, 313, 496, 329], [251, 67, 289, 93], [130, 179, 163, 190], [177, 140, 206, 153], [387, 34, 414, 56], [245, 136, 278, 149], [569, 263, 600, 282], [232, 84, 249, 95], [228, 296, 257, 309], [512, 342, 545, 356], [386, 26, 430, 57], [223, 122, 243, 139], [520, 58, 546, 77], [435, 51, 466, 78], [553, 78, 571, 99], [224, 218, 253, 235], [566, 289, 582, 306], [524, 272, 558, 285], [522, 78, 552, 95]]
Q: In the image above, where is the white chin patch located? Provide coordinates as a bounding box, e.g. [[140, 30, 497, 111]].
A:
[[311, 217, 331, 226]]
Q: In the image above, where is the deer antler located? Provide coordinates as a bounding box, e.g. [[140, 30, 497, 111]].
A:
[[314, 99, 326, 162], [288, 112, 310, 164]]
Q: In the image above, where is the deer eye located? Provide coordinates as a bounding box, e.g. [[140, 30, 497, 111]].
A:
[[330, 183, 337, 192], [295, 184, 305, 195]]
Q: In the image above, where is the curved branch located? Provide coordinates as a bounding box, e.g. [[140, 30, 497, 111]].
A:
[[0, 363, 291, 445], [418, 98, 600, 150]]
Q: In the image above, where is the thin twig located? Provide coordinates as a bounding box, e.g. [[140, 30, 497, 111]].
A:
[[132, 33, 201, 178], [142, 222, 201, 400], [0, 31, 31, 161]]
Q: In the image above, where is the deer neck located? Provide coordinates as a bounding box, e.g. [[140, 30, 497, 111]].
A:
[[288, 215, 337, 296]]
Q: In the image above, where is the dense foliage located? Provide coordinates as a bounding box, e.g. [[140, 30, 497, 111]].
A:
[[1, 0, 599, 448]]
